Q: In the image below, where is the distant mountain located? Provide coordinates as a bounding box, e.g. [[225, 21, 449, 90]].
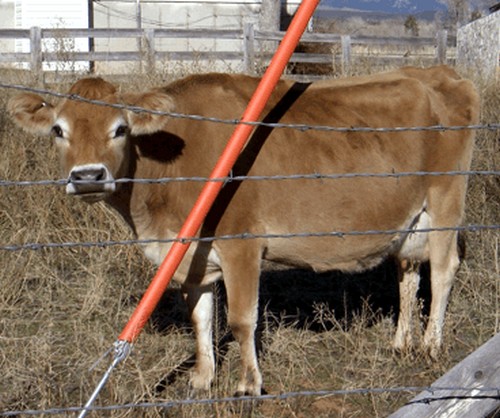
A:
[[319, 0, 447, 14]]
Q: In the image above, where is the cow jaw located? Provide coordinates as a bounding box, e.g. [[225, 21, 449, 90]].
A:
[[67, 163, 116, 203]]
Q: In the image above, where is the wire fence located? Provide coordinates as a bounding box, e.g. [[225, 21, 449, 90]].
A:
[[1, 81, 499, 133], [1, 169, 498, 252], [0, 79, 499, 416], [1, 169, 500, 188], [1, 386, 499, 417], [1, 80, 497, 251], [1, 224, 499, 252]]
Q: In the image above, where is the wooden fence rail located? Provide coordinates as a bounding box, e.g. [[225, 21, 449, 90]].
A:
[[389, 333, 500, 418], [0, 25, 454, 80]]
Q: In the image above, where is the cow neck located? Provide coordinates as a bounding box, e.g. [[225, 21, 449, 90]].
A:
[[106, 139, 188, 241]]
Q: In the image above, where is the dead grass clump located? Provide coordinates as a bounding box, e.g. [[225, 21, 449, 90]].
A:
[[0, 70, 498, 417]]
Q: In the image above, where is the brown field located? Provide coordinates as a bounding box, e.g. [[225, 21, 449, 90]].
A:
[[0, 66, 498, 417]]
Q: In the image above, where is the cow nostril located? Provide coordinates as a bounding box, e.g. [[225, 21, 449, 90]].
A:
[[69, 171, 81, 182], [66, 165, 115, 198], [95, 169, 105, 181], [70, 167, 107, 183]]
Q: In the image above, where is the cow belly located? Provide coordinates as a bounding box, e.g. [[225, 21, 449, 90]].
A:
[[263, 206, 428, 273], [264, 235, 401, 273]]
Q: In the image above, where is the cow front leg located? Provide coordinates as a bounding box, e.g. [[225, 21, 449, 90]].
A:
[[223, 246, 262, 396], [182, 284, 215, 392]]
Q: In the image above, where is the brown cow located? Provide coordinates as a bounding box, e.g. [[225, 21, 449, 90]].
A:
[[8, 65, 479, 396]]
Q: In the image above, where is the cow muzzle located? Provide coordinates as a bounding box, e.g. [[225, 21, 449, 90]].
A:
[[67, 164, 116, 203]]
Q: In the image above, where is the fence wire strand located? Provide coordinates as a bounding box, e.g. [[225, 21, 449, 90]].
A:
[[1, 224, 499, 252], [1, 80, 499, 416], [1, 169, 499, 189], [1, 81, 499, 133], [1, 386, 499, 417], [1, 80, 497, 252]]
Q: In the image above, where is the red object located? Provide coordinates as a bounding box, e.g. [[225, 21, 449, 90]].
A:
[[119, 0, 320, 343]]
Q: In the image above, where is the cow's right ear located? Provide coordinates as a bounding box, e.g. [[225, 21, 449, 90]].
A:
[[7, 93, 56, 135], [121, 91, 175, 136]]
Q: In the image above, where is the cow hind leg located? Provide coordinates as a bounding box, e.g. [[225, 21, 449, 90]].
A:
[[393, 260, 421, 353], [222, 245, 262, 396], [182, 284, 216, 392], [393, 209, 429, 352], [423, 181, 465, 358], [424, 229, 460, 358]]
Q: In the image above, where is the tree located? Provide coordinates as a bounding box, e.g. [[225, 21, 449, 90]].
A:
[[470, 9, 483, 21], [437, 0, 490, 28], [404, 15, 419, 36], [438, 0, 470, 27]]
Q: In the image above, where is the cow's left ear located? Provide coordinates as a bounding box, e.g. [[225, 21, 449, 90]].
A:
[[121, 91, 175, 135]]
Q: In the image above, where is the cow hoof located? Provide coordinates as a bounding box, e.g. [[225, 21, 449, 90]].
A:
[[235, 371, 263, 398], [235, 386, 261, 397], [187, 385, 210, 399], [423, 345, 442, 361], [422, 336, 442, 361], [188, 372, 213, 394], [229, 389, 265, 414], [392, 342, 415, 358], [234, 387, 267, 397], [235, 390, 256, 397], [392, 331, 414, 354]]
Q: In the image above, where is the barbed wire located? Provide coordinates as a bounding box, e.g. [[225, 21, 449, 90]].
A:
[[1, 224, 499, 252], [1, 80, 499, 416], [1, 81, 499, 133], [2, 61, 500, 418], [0, 385, 499, 416], [1, 169, 499, 188]]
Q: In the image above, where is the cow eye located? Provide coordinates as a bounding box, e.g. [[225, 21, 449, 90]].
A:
[[114, 125, 128, 138], [52, 125, 63, 138]]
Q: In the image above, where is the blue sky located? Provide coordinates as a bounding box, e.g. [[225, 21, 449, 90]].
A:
[[323, 0, 448, 13]]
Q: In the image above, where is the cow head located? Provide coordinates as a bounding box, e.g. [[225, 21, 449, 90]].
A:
[[8, 78, 175, 203]]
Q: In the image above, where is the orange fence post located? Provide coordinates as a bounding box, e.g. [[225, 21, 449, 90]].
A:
[[118, 0, 320, 343]]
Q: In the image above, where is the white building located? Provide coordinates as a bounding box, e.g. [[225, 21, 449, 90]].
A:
[[0, 0, 291, 73], [92, 0, 262, 72], [14, 0, 90, 70]]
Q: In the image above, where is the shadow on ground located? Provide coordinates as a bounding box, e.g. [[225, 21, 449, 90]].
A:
[[150, 258, 432, 335], [149, 258, 432, 394]]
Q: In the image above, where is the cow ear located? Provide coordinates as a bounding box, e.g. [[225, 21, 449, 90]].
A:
[[121, 91, 175, 136], [8, 93, 56, 135]]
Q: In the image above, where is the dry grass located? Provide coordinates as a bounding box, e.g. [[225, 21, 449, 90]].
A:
[[0, 66, 498, 418]]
